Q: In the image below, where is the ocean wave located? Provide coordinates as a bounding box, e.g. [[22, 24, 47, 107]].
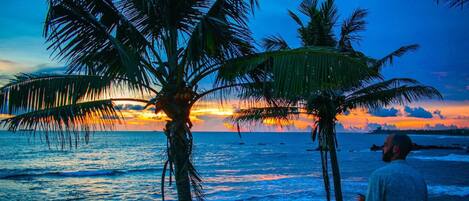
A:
[[344, 181, 469, 197], [0, 168, 162, 180], [237, 181, 468, 200], [437, 135, 469, 139], [238, 189, 318, 201], [412, 154, 469, 162], [407, 134, 469, 139], [429, 185, 469, 197], [59, 170, 123, 177], [0, 170, 123, 179]]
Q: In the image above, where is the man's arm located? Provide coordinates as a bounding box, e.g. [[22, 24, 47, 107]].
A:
[[365, 172, 385, 201]]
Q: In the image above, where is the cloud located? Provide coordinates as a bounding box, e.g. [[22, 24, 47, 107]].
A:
[[369, 107, 399, 117], [404, 106, 433, 118], [424, 123, 458, 130], [0, 59, 24, 73], [433, 110, 445, 119], [32, 65, 65, 74], [197, 114, 227, 121], [367, 123, 397, 131], [0, 59, 16, 65], [0, 58, 64, 85], [116, 104, 145, 111]]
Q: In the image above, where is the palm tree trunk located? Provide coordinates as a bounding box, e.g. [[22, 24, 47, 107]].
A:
[[326, 122, 343, 201], [165, 115, 193, 201], [319, 144, 331, 201]]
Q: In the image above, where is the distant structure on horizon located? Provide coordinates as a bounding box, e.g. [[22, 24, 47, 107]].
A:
[[370, 127, 469, 136]]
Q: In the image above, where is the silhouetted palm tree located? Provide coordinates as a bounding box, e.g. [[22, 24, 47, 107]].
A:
[[0, 1, 367, 200], [227, 1, 442, 201], [0, 0, 262, 200]]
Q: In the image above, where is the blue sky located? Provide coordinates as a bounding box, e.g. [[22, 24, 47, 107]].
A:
[[0, 0, 468, 131], [0, 0, 468, 100], [248, 0, 469, 100]]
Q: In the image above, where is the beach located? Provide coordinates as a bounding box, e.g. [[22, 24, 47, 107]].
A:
[[0, 131, 468, 201]]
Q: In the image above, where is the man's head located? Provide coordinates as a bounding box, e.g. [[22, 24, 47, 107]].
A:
[[382, 134, 413, 162]]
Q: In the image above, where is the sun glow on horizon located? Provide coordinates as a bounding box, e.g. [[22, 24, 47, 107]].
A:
[[104, 100, 469, 132], [0, 100, 467, 132]]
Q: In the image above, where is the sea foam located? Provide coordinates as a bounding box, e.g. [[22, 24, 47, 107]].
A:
[[412, 154, 469, 163], [428, 184, 469, 197], [0, 168, 162, 180]]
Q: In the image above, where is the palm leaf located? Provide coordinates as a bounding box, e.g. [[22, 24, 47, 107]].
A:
[[230, 106, 301, 124], [44, 0, 153, 85], [0, 99, 121, 147], [320, 0, 338, 26], [339, 8, 368, 51], [347, 78, 420, 97], [345, 83, 442, 110], [217, 47, 372, 99], [298, 0, 337, 47], [121, 0, 207, 36], [183, 0, 255, 67], [118, 0, 164, 39], [299, 0, 319, 17], [372, 44, 419, 71], [262, 35, 290, 51], [0, 74, 147, 114], [288, 10, 304, 27]]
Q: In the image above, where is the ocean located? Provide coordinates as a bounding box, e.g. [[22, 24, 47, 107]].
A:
[[0, 131, 468, 201]]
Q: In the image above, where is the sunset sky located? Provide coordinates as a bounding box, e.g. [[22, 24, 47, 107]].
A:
[[0, 0, 468, 132]]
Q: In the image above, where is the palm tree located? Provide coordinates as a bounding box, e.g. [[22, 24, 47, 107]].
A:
[[226, 1, 442, 201], [0, 0, 261, 200], [0, 1, 366, 200]]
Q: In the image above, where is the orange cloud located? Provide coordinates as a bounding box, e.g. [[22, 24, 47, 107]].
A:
[[1, 100, 467, 132]]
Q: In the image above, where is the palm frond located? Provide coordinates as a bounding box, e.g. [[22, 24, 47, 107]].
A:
[[44, 0, 153, 85], [123, 0, 209, 36], [118, 0, 164, 39], [217, 47, 372, 99], [345, 83, 442, 110], [320, 0, 338, 26], [0, 74, 147, 114], [239, 81, 310, 109], [299, 0, 319, 17], [339, 8, 368, 51], [262, 35, 290, 51], [298, 0, 337, 47], [436, 0, 469, 8], [230, 106, 301, 124], [372, 44, 419, 71], [0, 99, 121, 147], [347, 78, 420, 97], [288, 10, 304, 27], [183, 0, 255, 68]]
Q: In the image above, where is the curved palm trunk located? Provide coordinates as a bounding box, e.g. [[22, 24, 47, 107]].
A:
[[325, 121, 343, 201], [327, 133, 342, 201], [318, 140, 331, 201], [165, 119, 193, 201], [164, 102, 200, 201], [318, 117, 343, 201]]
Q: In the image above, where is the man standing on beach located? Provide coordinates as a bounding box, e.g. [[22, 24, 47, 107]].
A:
[[358, 134, 428, 201]]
